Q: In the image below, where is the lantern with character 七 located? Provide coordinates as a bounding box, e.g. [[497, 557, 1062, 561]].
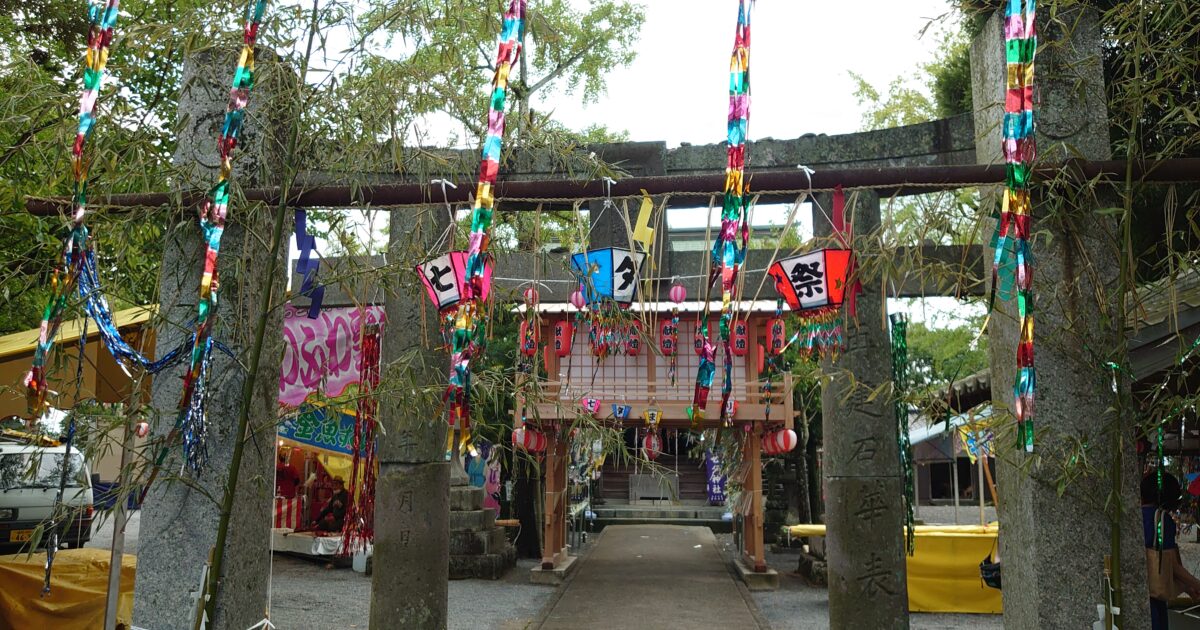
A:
[[766, 249, 852, 312], [415, 251, 495, 312]]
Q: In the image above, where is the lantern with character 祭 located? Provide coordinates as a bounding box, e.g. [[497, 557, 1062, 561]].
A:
[[767, 249, 851, 312], [767, 249, 851, 358], [569, 247, 646, 306], [415, 251, 495, 312]]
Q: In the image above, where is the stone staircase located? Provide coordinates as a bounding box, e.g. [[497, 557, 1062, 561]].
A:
[[593, 456, 730, 533], [448, 484, 515, 579]]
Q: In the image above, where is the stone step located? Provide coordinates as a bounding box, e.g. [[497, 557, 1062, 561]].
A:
[[592, 516, 733, 534], [593, 507, 729, 520], [449, 546, 516, 580], [448, 527, 508, 556], [450, 485, 484, 511], [449, 508, 495, 532]]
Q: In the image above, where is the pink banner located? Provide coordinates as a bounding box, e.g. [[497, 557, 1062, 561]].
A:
[[278, 304, 385, 408]]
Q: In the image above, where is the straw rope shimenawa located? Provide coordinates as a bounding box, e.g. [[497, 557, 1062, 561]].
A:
[[23, 158, 1200, 214]]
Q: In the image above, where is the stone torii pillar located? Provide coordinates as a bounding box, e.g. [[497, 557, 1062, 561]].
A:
[[971, 5, 1149, 629], [133, 49, 291, 630], [817, 190, 910, 629], [370, 207, 453, 628]]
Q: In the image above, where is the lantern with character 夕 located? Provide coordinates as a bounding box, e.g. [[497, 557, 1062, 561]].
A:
[[569, 247, 646, 307], [767, 249, 852, 312], [415, 251, 494, 312]]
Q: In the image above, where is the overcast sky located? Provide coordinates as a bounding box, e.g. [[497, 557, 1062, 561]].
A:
[[536, 0, 957, 145]]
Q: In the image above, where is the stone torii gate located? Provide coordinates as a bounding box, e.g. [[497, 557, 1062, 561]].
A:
[[47, 2, 1153, 626]]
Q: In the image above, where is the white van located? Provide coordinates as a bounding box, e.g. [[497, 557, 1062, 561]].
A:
[[0, 442, 95, 551]]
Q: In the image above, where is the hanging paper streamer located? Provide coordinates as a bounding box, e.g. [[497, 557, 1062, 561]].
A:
[[692, 0, 753, 427], [340, 321, 381, 555], [176, 0, 269, 473], [294, 209, 325, 319], [890, 313, 916, 555], [25, 0, 121, 419], [444, 0, 526, 430], [991, 0, 1038, 453]]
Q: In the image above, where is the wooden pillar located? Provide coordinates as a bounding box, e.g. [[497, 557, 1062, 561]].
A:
[[743, 427, 766, 572]]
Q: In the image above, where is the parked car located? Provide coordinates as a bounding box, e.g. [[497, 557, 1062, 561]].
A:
[[0, 442, 94, 552]]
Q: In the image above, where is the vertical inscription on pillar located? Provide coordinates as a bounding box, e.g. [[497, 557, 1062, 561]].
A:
[[857, 552, 896, 597], [855, 481, 887, 524], [850, 436, 878, 462]]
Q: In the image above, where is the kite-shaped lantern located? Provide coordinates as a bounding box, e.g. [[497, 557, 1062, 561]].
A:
[[767, 249, 852, 312], [415, 251, 494, 312], [569, 247, 646, 306]]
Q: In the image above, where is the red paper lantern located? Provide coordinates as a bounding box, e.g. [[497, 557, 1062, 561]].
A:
[[513, 427, 547, 453], [659, 320, 678, 355], [519, 320, 538, 356], [768, 317, 786, 356], [522, 286, 540, 307], [767, 249, 852, 312], [553, 319, 573, 357], [694, 320, 715, 356], [626, 321, 642, 356], [732, 319, 748, 356], [415, 251, 494, 312], [762, 429, 798, 456], [642, 431, 662, 460]]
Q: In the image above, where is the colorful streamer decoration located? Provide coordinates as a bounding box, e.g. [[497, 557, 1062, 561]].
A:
[[445, 0, 526, 429], [890, 313, 916, 555], [991, 0, 1038, 453], [340, 321, 381, 555], [176, 0, 269, 472], [24, 0, 120, 419], [692, 0, 752, 427], [294, 209, 325, 318]]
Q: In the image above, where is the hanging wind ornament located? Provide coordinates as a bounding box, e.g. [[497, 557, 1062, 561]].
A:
[[664, 283, 686, 385], [436, 0, 526, 433], [991, 0, 1038, 453], [570, 247, 645, 360], [890, 313, 916, 555], [767, 248, 852, 359], [25, 0, 120, 419], [691, 0, 752, 427], [340, 319, 382, 555], [175, 0, 269, 472]]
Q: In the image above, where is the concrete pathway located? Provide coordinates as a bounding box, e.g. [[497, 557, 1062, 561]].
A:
[[535, 525, 765, 629]]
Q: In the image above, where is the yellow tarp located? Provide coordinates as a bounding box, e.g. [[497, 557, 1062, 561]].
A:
[[0, 548, 135, 630], [786, 523, 1002, 614]]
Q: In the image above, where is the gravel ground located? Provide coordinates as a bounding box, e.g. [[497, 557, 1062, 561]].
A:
[[90, 510, 557, 629]]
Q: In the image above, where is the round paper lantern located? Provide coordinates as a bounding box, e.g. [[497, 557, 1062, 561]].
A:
[[642, 432, 662, 460], [570, 288, 587, 310], [522, 286, 540, 307], [669, 283, 687, 304], [512, 427, 547, 453], [134, 422, 150, 438], [763, 429, 798, 455], [732, 319, 748, 356]]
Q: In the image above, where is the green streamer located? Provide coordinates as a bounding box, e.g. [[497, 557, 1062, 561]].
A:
[[891, 313, 916, 555]]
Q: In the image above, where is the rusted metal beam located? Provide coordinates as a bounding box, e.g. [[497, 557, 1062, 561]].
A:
[[24, 158, 1200, 215]]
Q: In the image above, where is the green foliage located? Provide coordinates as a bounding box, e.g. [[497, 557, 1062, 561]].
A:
[[904, 316, 988, 389], [850, 24, 973, 131]]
